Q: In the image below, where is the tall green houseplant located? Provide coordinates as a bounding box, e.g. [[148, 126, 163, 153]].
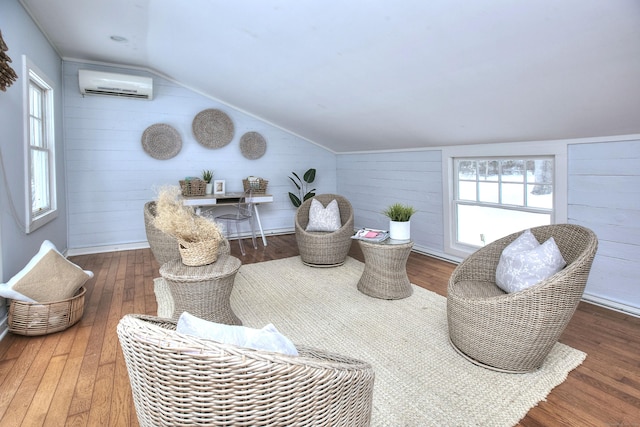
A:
[[288, 168, 316, 207]]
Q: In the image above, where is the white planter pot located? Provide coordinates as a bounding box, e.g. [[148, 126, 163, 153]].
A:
[[389, 220, 411, 241], [205, 183, 213, 195]]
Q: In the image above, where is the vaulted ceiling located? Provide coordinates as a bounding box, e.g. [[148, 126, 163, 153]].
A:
[[20, 0, 640, 152]]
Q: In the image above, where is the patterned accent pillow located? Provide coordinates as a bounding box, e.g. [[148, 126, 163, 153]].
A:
[[496, 230, 567, 293], [305, 198, 342, 232], [176, 312, 299, 356]]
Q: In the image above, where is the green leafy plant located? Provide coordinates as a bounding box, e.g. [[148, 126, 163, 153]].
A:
[[383, 203, 416, 222], [202, 169, 214, 183], [288, 168, 316, 207]]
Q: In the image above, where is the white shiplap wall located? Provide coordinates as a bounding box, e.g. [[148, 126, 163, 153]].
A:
[[568, 139, 640, 313], [63, 61, 336, 252], [338, 140, 640, 314], [337, 150, 444, 255]]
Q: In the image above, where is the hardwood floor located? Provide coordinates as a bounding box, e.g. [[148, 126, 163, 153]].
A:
[[0, 234, 638, 426]]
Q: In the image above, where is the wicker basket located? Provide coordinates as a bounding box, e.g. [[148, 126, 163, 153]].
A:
[[179, 179, 206, 197], [242, 178, 268, 194], [178, 239, 219, 266], [8, 286, 86, 336]]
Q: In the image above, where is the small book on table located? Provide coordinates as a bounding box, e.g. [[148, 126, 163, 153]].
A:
[[351, 228, 389, 243]]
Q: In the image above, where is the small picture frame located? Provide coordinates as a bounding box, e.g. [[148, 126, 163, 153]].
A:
[[213, 179, 226, 195]]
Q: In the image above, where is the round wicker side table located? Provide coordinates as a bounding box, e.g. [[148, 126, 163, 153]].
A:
[[357, 239, 414, 300], [160, 255, 242, 325]]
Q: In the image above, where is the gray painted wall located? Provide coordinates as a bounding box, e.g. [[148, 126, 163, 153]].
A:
[[63, 61, 337, 251], [0, 1, 67, 323]]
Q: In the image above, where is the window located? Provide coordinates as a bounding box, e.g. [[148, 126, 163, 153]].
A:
[[455, 157, 553, 247], [442, 142, 567, 259], [24, 57, 57, 233]]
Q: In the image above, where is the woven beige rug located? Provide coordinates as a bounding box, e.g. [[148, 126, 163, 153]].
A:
[[155, 256, 586, 427]]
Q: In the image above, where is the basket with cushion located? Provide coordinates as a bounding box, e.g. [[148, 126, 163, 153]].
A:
[[117, 314, 375, 427], [447, 224, 598, 373], [295, 194, 354, 267], [9, 286, 86, 336]]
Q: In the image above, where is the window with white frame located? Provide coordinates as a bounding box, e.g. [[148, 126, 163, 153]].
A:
[[454, 157, 553, 247], [24, 57, 57, 233], [442, 143, 567, 259]]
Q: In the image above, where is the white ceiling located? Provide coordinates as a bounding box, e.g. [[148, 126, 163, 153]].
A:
[[20, 0, 640, 153]]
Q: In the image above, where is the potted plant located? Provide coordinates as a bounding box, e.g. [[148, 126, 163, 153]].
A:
[[383, 203, 416, 240], [202, 170, 214, 195], [288, 168, 316, 207]]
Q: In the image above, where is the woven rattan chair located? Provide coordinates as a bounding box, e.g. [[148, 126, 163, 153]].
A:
[[144, 201, 230, 265], [117, 314, 375, 427], [295, 194, 354, 267], [447, 224, 598, 373]]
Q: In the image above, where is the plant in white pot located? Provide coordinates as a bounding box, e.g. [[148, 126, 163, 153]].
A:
[[383, 203, 416, 241], [202, 169, 214, 195]]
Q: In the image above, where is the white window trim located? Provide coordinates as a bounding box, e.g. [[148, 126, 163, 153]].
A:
[[23, 55, 57, 233], [442, 141, 567, 259]]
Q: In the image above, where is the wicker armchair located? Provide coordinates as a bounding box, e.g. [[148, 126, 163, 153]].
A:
[[295, 194, 354, 267], [447, 224, 598, 373], [144, 201, 230, 266], [117, 314, 375, 427]]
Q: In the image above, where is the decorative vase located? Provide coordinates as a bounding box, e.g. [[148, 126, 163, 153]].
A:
[[389, 220, 411, 241], [205, 183, 213, 195]]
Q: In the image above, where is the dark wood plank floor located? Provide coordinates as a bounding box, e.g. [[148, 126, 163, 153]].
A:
[[0, 234, 638, 426]]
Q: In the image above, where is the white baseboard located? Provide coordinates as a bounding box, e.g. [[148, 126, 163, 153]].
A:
[[67, 241, 150, 256], [582, 293, 640, 318], [66, 228, 297, 257], [0, 313, 8, 341]]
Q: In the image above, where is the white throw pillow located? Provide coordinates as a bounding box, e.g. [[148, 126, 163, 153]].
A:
[[0, 284, 36, 303], [496, 231, 567, 293], [0, 240, 93, 303], [176, 312, 299, 356], [305, 198, 342, 232]]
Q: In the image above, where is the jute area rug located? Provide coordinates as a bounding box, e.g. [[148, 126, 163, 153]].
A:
[[155, 256, 586, 427]]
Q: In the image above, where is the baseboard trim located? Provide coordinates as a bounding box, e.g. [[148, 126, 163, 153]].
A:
[[66, 228, 297, 257], [582, 293, 640, 318], [0, 313, 8, 341]]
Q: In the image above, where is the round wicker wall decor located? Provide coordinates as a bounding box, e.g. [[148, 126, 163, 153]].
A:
[[239, 131, 267, 160], [192, 109, 234, 149], [141, 123, 182, 160]]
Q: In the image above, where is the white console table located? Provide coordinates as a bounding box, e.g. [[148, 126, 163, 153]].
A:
[[183, 193, 273, 246]]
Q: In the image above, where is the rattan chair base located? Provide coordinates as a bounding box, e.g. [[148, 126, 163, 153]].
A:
[[301, 259, 345, 268], [448, 337, 535, 374]]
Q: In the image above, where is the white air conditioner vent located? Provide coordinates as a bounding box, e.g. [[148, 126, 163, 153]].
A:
[[78, 70, 153, 100]]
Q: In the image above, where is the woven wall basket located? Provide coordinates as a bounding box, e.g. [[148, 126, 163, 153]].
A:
[[178, 239, 219, 266], [239, 131, 267, 159], [141, 123, 182, 160], [192, 109, 234, 149]]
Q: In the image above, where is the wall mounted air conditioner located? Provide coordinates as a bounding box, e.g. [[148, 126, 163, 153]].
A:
[[78, 69, 153, 100]]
